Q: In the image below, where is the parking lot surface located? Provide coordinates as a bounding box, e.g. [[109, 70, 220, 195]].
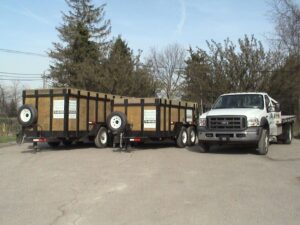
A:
[[0, 140, 300, 225]]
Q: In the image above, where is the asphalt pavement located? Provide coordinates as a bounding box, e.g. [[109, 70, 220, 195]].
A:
[[0, 140, 300, 225]]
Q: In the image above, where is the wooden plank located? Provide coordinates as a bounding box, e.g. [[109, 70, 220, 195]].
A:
[[89, 99, 96, 123], [37, 97, 50, 131], [79, 98, 87, 131], [127, 106, 141, 131], [98, 101, 105, 122], [180, 108, 185, 122], [25, 97, 36, 107]]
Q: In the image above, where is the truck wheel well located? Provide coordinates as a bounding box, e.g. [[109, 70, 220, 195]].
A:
[[260, 117, 269, 130]]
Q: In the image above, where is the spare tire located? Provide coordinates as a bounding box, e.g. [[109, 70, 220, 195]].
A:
[[17, 105, 37, 127], [106, 112, 127, 134]]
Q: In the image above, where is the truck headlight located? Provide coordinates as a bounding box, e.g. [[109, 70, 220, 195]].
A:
[[199, 118, 206, 127], [247, 117, 260, 127]]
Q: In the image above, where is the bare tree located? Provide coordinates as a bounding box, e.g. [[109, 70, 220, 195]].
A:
[[148, 44, 186, 99], [269, 0, 300, 55]]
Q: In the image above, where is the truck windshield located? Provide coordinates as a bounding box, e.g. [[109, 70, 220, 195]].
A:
[[212, 94, 264, 109]]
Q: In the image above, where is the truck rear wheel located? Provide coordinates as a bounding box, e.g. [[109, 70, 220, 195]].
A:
[[187, 126, 196, 146], [176, 127, 188, 148], [95, 127, 108, 148], [282, 124, 293, 144], [257, 129, 269, 155]]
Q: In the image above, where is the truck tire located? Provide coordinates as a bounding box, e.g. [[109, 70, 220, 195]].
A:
[[95, 127, 108, 148], [106, 112, 127, 134], [17, 105, 37, 127], [48, 141, 60, 148], [198, 143, 210, 153], [176, 127, 188, 148], [282, 124, 293, 144], [257, 129, 269, 155], [187, 126, 196, 146]]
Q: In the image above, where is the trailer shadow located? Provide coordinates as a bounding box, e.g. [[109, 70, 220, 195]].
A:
[[21, 142, 97, 154]]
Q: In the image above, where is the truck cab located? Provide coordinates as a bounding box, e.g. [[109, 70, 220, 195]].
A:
[[197, 92, 295, 155]]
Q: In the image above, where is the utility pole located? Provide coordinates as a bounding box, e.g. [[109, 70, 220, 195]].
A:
[[42, 72, 47, 88]]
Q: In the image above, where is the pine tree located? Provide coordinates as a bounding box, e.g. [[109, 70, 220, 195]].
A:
[[101, 36, 157, 97], [48, 0, 111, 91]]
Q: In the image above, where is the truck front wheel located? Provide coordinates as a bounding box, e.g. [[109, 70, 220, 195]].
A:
[[257, 129, 269, 155], [198, 143, 210, 153]]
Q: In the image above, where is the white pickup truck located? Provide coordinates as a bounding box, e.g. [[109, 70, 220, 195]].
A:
[[197, 92, 296, 155]]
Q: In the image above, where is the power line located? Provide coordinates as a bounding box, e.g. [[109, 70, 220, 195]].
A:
[[0, 77, 42, 81], [0, 75, 41, 79], [0, 48, 48, 58], [0, 71, 43, 76]]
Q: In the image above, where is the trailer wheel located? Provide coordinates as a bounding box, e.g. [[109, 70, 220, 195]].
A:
[[62, 140, 73, 147], [107, 112, 127, 134], [282, 124, 293, 144], [187, 126, 196, 146], [95, 127, 108, 148], [176, 127, 188, 148], [48, 141, 60, 148], [17, 105, 37, 127], [198, 143, 210, 153], [257, 129, 269, 155]]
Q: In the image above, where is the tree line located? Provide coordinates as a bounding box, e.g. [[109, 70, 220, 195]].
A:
[[2, 0, 299, 120]]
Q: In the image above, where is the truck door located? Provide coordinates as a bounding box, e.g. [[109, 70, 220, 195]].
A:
[[265, 95, 277, 136]]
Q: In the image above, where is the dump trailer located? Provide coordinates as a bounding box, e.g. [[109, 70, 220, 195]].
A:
[[17, 88, 122, 150], [106, 97, 198, 148]]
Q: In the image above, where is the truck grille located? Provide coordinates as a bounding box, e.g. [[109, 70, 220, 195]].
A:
[[207, 116, 246, 130]]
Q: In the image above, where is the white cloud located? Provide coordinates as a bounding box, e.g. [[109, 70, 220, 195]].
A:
[[176, 0, 186, 35], [1, 5, 53, 26]]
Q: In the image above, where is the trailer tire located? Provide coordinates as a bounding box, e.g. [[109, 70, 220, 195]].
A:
[[17, 105, 37, 127], [176, 127, 188, 148], [107, 112, 127, 134], [95, 127, 108, 148], [62, 140, 73, 147], [187, 126, 196, 146], [257, 129, 269, 155], [198, 143, 210, 153], [48, 141, 60, 148], [282, 124, 293, 144]]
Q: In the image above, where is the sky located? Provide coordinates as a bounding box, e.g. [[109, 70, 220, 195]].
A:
[[0, 0, 280, 88]]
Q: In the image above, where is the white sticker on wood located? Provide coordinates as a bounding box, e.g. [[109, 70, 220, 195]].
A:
[[144, 110, 156, 128]]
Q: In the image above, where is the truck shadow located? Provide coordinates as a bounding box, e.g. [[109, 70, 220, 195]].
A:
[[186, 145, 257, 155]]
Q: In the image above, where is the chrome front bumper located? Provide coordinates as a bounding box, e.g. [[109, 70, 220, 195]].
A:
[[197, 127, 261, 143]]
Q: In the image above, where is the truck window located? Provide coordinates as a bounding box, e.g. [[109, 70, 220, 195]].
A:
[[212, 94, 264, 109]]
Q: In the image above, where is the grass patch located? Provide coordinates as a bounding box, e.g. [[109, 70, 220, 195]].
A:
[[0, 136, 16, 143]]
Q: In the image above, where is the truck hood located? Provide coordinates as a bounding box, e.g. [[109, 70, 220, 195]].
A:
[[201, 108, 263, 118]]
